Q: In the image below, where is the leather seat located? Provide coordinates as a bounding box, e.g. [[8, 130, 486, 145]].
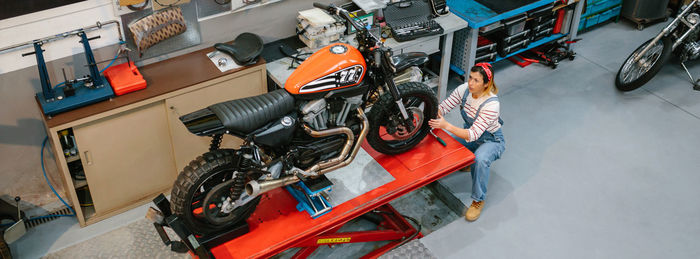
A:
[[391, 52, 429, 73], [214, 32, 264, 66], [207, 89, 295, 134]]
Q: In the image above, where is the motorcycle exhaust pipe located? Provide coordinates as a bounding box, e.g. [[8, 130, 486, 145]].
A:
[[245, 175, 299, 197], [319, 109, 369, 174], [245, 108, 369, 197], [303, 124, 354, 172]]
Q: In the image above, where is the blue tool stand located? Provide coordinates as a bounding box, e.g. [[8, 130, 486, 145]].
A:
[[285, 178, 333, 219], [30, 30, 114, 116], [446, 0, 584, 75]]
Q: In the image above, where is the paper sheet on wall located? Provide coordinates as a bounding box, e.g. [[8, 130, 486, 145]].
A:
[[207, 50, 241, 72]]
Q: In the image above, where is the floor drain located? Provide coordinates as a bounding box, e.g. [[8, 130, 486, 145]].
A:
[[25, 207, 73, 229]]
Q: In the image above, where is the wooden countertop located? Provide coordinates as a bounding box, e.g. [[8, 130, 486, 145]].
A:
[[43, 46, 265, 129]]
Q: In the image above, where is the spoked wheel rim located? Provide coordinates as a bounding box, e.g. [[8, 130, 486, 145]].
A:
[[378, 95, 430, 149], [619, 40, 664, 84]]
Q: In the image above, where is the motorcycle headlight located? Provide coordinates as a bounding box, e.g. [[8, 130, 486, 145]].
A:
[[687, 13, 700, 25]]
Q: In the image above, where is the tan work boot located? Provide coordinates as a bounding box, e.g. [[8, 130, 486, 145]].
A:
[[465, 200, 484, 221]]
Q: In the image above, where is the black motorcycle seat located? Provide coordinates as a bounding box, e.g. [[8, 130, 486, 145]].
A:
[[392, 52, 429, 73], [214, 32, 264, 66], [208, 89, 295, 135]]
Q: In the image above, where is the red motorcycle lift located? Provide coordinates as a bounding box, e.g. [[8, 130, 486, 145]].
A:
[[150, 129, 474, 258]]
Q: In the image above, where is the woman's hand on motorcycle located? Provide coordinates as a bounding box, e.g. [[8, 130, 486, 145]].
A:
[[429, 113, 450, 130]]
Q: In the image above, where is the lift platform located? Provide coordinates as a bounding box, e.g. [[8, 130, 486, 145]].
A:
[[154, 129, 474, 258]]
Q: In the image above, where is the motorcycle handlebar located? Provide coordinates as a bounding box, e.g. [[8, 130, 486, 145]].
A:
[[312, 2, 332, 11], [313, 2, 365, 33]]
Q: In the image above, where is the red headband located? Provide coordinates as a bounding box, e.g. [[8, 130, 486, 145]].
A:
[[475, 62, 493, 82]]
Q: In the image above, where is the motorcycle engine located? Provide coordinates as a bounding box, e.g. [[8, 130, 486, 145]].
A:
[[681, 41, 700, 61], [301, 95, 363, 131]]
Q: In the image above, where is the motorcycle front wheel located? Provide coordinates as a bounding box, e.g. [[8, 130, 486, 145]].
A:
[[367, 82, 438, 155], [170, 149, 260, 235], [615, 37, 672, 91]]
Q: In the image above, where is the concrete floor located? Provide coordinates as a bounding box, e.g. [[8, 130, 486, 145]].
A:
[[422, 20, 700, 258], [7, 19, 700, 258]]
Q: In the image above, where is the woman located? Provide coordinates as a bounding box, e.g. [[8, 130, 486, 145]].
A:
[[429, 63, 505, 222]]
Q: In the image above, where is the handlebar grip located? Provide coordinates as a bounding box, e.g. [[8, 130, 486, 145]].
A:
[[314, 3, 332, 11], [313, 2, 331, 10]]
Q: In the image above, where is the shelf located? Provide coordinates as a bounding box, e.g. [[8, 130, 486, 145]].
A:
[[493, 33, 567, 62], [65, 155, 80, 163], [81, 205, 95, 221], [450, 33, 568, 75], [73, 178, 88, 189]]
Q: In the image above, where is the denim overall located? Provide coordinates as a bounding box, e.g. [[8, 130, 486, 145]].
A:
[[457, 92, 506, 202]]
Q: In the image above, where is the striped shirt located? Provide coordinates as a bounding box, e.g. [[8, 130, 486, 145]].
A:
[[438, 83, 501, 141]]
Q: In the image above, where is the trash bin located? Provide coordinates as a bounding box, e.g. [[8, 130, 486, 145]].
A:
[[621, 0, 670, 30]]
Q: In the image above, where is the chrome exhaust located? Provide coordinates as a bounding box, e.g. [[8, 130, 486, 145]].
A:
[[319, 109, 369, 174], [245, 175, 299, 197], [245, 108, 369, 197], [304, 124, 354, 173]]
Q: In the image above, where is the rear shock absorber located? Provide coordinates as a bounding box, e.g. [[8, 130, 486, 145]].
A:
[[209, 134, 223, 151]]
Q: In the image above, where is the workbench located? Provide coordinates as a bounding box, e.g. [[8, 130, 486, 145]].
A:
[[202, 129, 473, 258], [447, 0, 584, 75], [266, 12, 468, 101]]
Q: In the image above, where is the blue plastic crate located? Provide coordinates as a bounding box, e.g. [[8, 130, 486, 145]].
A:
[[602, 0, 622, 10], [589, 1, 608, 15], [598, 5, 621, 23], [585, 14, 600, 28], [579, 18, 587, 31]]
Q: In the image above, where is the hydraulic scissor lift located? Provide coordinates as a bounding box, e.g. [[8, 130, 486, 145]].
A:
[[151, 129, 474, 258]]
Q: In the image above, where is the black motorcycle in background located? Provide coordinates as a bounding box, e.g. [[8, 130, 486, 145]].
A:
[[616, 0, 700, 91]]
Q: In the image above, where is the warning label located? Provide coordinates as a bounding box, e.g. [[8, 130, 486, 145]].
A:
[[316, 237, 351, 244]]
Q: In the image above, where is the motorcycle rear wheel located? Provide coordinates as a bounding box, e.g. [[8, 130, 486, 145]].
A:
[[616, 37, 672, 92], [170, 149, 260, 235], [367, 82, 438, 155]]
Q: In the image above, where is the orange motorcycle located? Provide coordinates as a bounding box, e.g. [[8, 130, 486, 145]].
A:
[[170, 2, 438, 234]]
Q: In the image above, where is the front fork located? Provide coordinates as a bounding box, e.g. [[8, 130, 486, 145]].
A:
[[386, 77, 415, 132], [377, 47, 414, 132]]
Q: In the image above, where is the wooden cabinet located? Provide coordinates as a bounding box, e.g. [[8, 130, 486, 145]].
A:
[[40, 52, 267, 227], [73, 102, 176, 216]]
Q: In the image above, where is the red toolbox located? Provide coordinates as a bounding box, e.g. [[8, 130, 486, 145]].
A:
[[104, 61, 147, 96]]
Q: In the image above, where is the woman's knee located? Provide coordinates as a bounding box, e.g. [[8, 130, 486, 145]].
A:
[[474, 155, 492, 168]]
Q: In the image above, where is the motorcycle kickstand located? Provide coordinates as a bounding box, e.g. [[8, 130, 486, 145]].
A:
[[680, 62, 700, 91]]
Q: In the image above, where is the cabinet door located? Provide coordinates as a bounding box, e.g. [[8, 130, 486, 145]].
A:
[[166, 70, 265, 171], [73, 102, 176, 216]]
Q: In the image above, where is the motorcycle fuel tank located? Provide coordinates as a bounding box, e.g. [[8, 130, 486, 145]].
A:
[[285, 43, 366, 95]]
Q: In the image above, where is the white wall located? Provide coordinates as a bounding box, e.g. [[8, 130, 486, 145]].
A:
[[0, 0, 121, 74]]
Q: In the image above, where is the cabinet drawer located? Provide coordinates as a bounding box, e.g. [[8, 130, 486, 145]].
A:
[[166, 70, 265, 171]]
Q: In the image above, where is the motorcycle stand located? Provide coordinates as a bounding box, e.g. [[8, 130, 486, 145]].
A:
[[680, 62, 700, 91], [285, 175, 333, 219], [146, 194, 250, 259]]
